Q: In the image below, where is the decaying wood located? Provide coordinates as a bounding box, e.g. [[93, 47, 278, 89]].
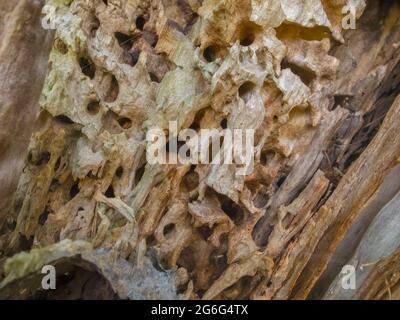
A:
[[0, 0, 399, 300], [0, 0, 54, 230]]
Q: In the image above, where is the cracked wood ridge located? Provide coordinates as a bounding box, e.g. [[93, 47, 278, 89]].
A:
[[0, 0, 400, 300]]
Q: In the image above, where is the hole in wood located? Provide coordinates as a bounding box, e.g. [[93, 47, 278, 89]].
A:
[[277, 175, 287, 187], [129, 48, 141, 67], [38, 208, 50, 226], [117, 117, 132, 129], [180, 166, 199, 192], [163, 223, 176, 237], [54, 115, 75, 125], [238, 81, 256, 99], [219, 195, 245, 224], [116, 166, 124, 178], [203, 45, 219, 62], [220, 118, 228, 129], [104, 75, 119, 102], [136, 15, 146, 31], [134, 165, 146, 186], [115, 32, 136, 50], [54, 157, 61, 171], [237, 21, 261, 47], [105, 185, 115, 198], [90, 16, 100, 37], [260, 150, 276, 166], [28, 151, 51, 166], [70, 181, 80, 199], [79, 56, 95, 79], [198, 226, 213, 241], [240, 32, 255, 46], [18, 235, 34, 251], [282, 59, 316, 85], [149, 72, 160, 83], [87, 100, 100, 115]]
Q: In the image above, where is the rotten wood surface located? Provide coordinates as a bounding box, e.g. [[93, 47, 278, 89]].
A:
[[0, 0, 399, 300]]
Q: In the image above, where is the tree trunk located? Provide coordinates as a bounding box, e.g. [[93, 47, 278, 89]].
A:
[[0, 0, 399, 300]]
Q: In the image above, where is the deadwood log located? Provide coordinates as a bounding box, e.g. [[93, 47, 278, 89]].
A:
[[0, 0, 399, 300]]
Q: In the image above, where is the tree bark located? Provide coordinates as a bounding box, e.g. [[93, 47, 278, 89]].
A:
[[0, 0, 53, 230]]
